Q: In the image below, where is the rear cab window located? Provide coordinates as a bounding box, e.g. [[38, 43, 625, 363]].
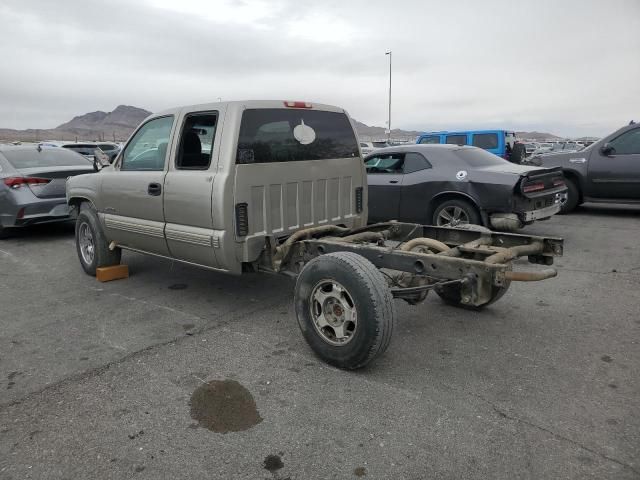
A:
[[236, 109, 359, 164]]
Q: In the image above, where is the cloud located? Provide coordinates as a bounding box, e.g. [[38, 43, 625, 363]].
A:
[[0, 0, 638, 137]]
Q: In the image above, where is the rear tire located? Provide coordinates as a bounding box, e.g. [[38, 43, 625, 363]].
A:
[[294, 252, 395, 369], [75, 208, 121, 275], [558, 177, 579, 214], [436, 281, 511, 310], [432, 199, 481, 227]]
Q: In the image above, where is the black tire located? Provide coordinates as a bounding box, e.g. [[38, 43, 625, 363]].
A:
[[436, 281, 511, 310], [558, 177, 579, 214], [294, 252, 395, 369], [432, 198, 481, 227], [75, 208, 121, 275]]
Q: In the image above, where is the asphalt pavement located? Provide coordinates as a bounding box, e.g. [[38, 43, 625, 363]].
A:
[[1, 204, 639, 479]]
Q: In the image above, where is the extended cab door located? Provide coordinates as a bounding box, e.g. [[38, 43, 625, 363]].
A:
[[364, 152, 404, 222], [99, 116, 174, 255], [163, 110, 222, 267], [587, 126, 640, 199]]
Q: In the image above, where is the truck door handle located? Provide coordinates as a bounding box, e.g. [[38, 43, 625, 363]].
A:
[[389, 180, 399, 184], [148, 183, 162, 196]]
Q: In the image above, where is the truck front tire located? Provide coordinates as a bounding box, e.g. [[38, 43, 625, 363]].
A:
[[294, 252, 395, 369], [75, 208, 121, 275], [558, 177, 579, 214]]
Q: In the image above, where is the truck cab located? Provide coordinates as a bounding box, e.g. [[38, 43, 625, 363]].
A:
[[67, 100, 367, 274]]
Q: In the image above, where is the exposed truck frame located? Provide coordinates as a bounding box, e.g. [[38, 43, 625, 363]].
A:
[[67, 100, 564, 370]]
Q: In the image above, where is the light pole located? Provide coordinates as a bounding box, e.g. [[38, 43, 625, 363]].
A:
[[385, 51, 392, 142]]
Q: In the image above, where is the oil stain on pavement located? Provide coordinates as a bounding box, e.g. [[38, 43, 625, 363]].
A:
[[189, 379, 262, 433]]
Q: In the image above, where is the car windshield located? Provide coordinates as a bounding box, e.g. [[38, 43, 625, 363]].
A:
[[452, 147, 508, 166], [1, 148, 91, 168]]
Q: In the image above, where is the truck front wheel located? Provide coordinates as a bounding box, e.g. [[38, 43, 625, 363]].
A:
[[294, 252, 395, 369], [75, 208, 121, 275]]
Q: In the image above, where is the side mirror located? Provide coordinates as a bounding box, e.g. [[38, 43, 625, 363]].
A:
[[93, 148, 111, 171], [601, 143, 615, 156]]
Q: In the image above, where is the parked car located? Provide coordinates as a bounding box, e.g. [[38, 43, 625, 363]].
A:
[[62, 142, 121, 163], [0, 145, 94, 238], [527, 122, 640, 213], [524, 143, 539, 156], [365, 144, 567, 231], [359, 141, 375, 156], [416, 130, 517, 161], [65, 100, 565, 369]]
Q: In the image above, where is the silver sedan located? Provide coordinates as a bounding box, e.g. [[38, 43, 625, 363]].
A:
[[0, 145, 94, 238]]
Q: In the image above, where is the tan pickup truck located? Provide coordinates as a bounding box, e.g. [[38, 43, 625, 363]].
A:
[[67, 100, 564, 369]]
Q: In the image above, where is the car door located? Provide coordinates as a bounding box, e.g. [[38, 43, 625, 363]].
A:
[[99, 115, 175, 255], [398, 152, 434, 223], [587, 126, 640, 199], [163, 110, 221, 267], [364, 152, 404, 222]]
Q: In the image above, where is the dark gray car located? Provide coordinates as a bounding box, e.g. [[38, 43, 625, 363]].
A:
[[365, 144, 566, 231], [527, 122, 640, 213], [0, 145, 94, 238]]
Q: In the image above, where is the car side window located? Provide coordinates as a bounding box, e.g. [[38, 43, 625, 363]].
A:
[[364, 153, 404, 174], [472, 133, 498, 149], [403, 152, 432, 173], [176, 113, 217, 170], [608, 128, 640, 155], [446, 135, 467, 145], [121, 116, 174, 171], [419, 136, 440, 144]]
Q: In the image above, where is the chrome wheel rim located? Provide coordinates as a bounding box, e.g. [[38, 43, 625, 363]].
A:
[[78, 222, 95, 265], [309, 280, 357, 346], [437, 206, 470, 227]]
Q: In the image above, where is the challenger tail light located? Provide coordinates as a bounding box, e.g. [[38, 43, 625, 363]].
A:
[[284, 101, 312, 109], [3, 177, 51, 189], [235, 202, 249, 237], [553, 179, 566, 187], [522, 182, 546, 193]]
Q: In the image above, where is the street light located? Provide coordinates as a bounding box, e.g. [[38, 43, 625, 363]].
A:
[[385, 51, 392, 142]]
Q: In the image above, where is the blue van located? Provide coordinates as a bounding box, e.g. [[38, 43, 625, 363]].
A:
[[416, 130, 517, 160]]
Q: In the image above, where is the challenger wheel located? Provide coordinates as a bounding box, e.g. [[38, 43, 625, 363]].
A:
[[294, 252, 395, 369], [432, 199, 481, 227], [75, 207, 121, 275]]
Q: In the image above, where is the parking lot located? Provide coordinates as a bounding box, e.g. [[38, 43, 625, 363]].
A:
[[0, 205, 638, 479]]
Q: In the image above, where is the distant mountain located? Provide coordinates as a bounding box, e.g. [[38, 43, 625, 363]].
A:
[[0, 105, 151, 142], [353, 120, 422, 141], [516, 131, 564, 142]]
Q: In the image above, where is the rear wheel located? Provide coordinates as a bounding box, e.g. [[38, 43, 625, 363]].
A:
[[432, 199, 481, 227], [294, 252, 395, 369], [75, 207, 121, 275], [558, 177, 579, 214], [436, 281, 511, 310]]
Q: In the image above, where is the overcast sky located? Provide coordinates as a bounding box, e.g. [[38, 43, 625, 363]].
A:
[[1, 0, 638, 137]]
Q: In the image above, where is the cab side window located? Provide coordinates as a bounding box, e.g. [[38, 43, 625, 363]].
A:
[[403, 152, 432, 173], [176, 113, 217, 170], [121, 116, 174, 171], [608, 128, 640, 155], [446, 134, 467, 146], [364, 153, 404, 173]]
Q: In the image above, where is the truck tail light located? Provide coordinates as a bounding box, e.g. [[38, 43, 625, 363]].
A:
[[235, 203, 249, 237], [3, 177, 51, 189], [284, 101, 312, 109], [355, 187, 363, 213], [523, 182, 545, 193]]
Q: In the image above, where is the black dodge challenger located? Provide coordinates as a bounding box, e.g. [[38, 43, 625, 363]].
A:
[[364, 144, 567, 231]]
